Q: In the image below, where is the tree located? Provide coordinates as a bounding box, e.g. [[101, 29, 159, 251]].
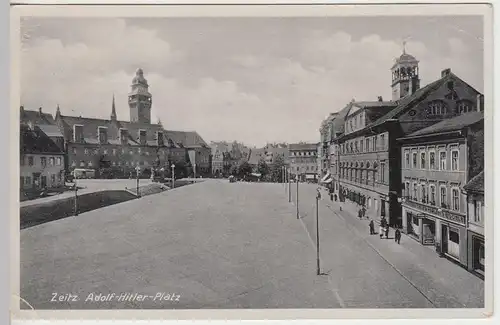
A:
[[270, 153, 286, 182], [257, 157, 269, 179], [237, 160, 252, 179]]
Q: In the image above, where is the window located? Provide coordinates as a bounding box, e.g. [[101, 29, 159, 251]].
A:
[[25, 176, 31, 186], [380, 162, 386, 183], [421, 152, 426, 169], [457, 100, 474, 114], [412, 152, 418, 168], [58, 173, 62, 182], [451, 150, 459, 171], [88, 161, 93, 167], [380, 134, 385, 150], [428, 101, 447, 115], [80, 160, 85, 167], [412, 214, 419, 225], [405, 152, 410, 168], [84, 148, 89, 155], [51, 174, 56, 184], [440, 186, 447, 208], [40, 157, 47, 167], [138, 148, 141, 154], [366, 139, 370, 152], [429, 185, 436, 205], [474, 200, 482, 223], [112, 149, 117, 155], [452, 188, 460, 211], [413, 183, 418, 200], [72, 147, 77, 154], [373, 136, 377, 151], [405, 182, 410, 197], [360, 140, 364, 152], [56, 157, 62, 166], [103, 149, 108, 155], [449, 229, 460, 244], [421, 185, 427, 203], [429, 151, 436, 169], [94, 149, 99, 155], [440, 151, 447, 170], [49, 157, 54, 166]]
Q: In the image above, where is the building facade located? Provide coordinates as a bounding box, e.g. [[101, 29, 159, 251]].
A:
[[20, 124, 65, 193], [288, 143, 319, 182], [398, 112, 484, 268], [333, 49, 482, 227], [463, 171, 484, 278]]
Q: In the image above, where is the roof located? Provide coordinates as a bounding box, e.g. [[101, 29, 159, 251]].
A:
[[405, 111, 483, 137], [331, 103, 352, 135], [369, 73, 453, 128], [37, 124, 63, 138], [352, 101, 396, 109], [248, 148, 266, 165], [463, 171, 484, 194], [20, 125, 64, 155], [20, 109, 56, 125], [288, 143, 318, 151], [57, 114, 209, 148]]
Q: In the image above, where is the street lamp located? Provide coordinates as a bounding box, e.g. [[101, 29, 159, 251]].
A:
[[73, 172, 78, 216], [288, 167, 291, 203], [171, 164, 176, 189], [316, 188, 322, 275], [135, 166, 141, 197]]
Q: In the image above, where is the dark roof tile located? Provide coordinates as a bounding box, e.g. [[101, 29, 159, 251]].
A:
[[463, 171, 484, 194], [405, 111, 483, 137]]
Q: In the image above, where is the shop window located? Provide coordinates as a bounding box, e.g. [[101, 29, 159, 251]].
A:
[[412, 215, 419, 225], [449, 230, 459, 244]]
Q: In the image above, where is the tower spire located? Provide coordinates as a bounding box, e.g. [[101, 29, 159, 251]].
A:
[[55, 103, 61, 119], [402, 40, 407, 54], [111, 93, 117, 120]]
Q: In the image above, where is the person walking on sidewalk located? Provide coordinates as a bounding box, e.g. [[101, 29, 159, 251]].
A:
[[358, 208, 362, 219], [385, 226, 390, 239], [395, 228, 401, 244], [369, 219, 375, 235]]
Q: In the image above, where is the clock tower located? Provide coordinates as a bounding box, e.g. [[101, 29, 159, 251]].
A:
[[391, 43, 420, 101], [128, 68, 152, 124]]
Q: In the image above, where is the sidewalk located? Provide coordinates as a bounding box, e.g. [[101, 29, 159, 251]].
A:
[[320, 196, 484, 308]]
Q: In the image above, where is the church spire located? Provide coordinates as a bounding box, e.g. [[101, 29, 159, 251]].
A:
[[55, 103, 61, 119], [111, 94, 117, 120]]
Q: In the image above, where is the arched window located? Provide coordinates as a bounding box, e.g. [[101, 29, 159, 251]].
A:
[[428, 100, 448, 115]]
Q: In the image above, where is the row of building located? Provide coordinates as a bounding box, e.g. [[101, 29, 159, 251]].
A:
[[20, 68, 211, 195], [316, 50, 485, 277]]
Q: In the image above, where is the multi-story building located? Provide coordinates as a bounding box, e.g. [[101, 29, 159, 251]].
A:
[[44, 68, 210, 178], [211, 145, 224, 176], [20, 124, 65, 194], [288, 143, 319, 182], [318, 113, 338, 180], [334, 49, 482, 227], [398, 111, 484, 268], [463, 171, 484, 278]]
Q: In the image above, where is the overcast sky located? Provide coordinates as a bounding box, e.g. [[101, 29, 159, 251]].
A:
[[20, 16, 483, 147]]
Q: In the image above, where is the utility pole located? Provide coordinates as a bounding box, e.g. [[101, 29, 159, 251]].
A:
[[316, 188, 321, 275], [288, 168, 291, 203], [73, 179, 78, 216]]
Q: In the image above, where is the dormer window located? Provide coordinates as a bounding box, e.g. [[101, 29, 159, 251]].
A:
[[119, 128, 128, 144], [428, 100, 447, 115], [457, 100, 475, 114], [98, 126, 108, 144], [73, 124, 84, 143]]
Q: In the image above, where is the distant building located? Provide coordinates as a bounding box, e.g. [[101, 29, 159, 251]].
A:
[[20, 124, 65, 193], [398, 111, 484, 268], [463, 171, 484, 278], [288, 143, 319, 182]]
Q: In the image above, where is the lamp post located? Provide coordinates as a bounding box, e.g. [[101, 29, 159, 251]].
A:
[[135, 166, 141, 197], [288, 168, 291, 203], [73, 175, 78, 216], [171, 164, 176, 189], [316, 188, 322, 275], [296, 175, 299, 219]]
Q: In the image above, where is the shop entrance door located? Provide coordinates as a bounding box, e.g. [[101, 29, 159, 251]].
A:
[[441, 225, 448, 255], [406, 212, 413, 235]]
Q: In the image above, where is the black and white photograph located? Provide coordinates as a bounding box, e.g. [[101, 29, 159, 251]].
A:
[[11, 3, 492, 318]]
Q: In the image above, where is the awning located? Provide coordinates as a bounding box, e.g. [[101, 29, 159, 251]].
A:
[[320, 172, 332, 183]]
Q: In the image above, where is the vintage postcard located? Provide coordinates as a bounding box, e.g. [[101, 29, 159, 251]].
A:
[[10, 2, 493, 321]]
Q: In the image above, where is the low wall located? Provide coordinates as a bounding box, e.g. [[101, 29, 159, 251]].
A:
[[20, 190, 137, 229]]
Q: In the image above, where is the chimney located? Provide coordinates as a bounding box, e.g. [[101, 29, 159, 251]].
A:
[[441, 68, 451, 78], [377, 96, 383, 102], [477, 94, 484, 112]]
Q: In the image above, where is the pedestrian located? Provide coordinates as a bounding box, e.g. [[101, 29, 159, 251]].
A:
[[358, 208, 362, 219], [362, 206, 367, 219], [395, 228, 401, 244], [369, 219, 375, 235], [379, 224, 384, 238], [385, 226, 390, 239]]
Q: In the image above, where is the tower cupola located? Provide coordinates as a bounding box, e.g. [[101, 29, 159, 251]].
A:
[[128, 68, 152, 124], [391, 42, 420, 100]]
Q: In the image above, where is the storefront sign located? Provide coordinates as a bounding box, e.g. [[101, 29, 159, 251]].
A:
[[406, 200, 439, 215], [405, 200, 465, 225], [441, 210, 466, 225]]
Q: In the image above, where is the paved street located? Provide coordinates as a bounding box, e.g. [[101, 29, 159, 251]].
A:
[[20, 180, 483, 309], [20, 180, 336, 309], [290, 182, 484, 308]]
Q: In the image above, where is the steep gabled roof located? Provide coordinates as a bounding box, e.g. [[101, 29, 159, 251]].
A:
[[20, 124, 64, 155], [463, 171, 484, 194], [163, 130, 209, 148], [288, 143, 318, 151], [405, 111, 483, 137], [20, 109, 56, 126]]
